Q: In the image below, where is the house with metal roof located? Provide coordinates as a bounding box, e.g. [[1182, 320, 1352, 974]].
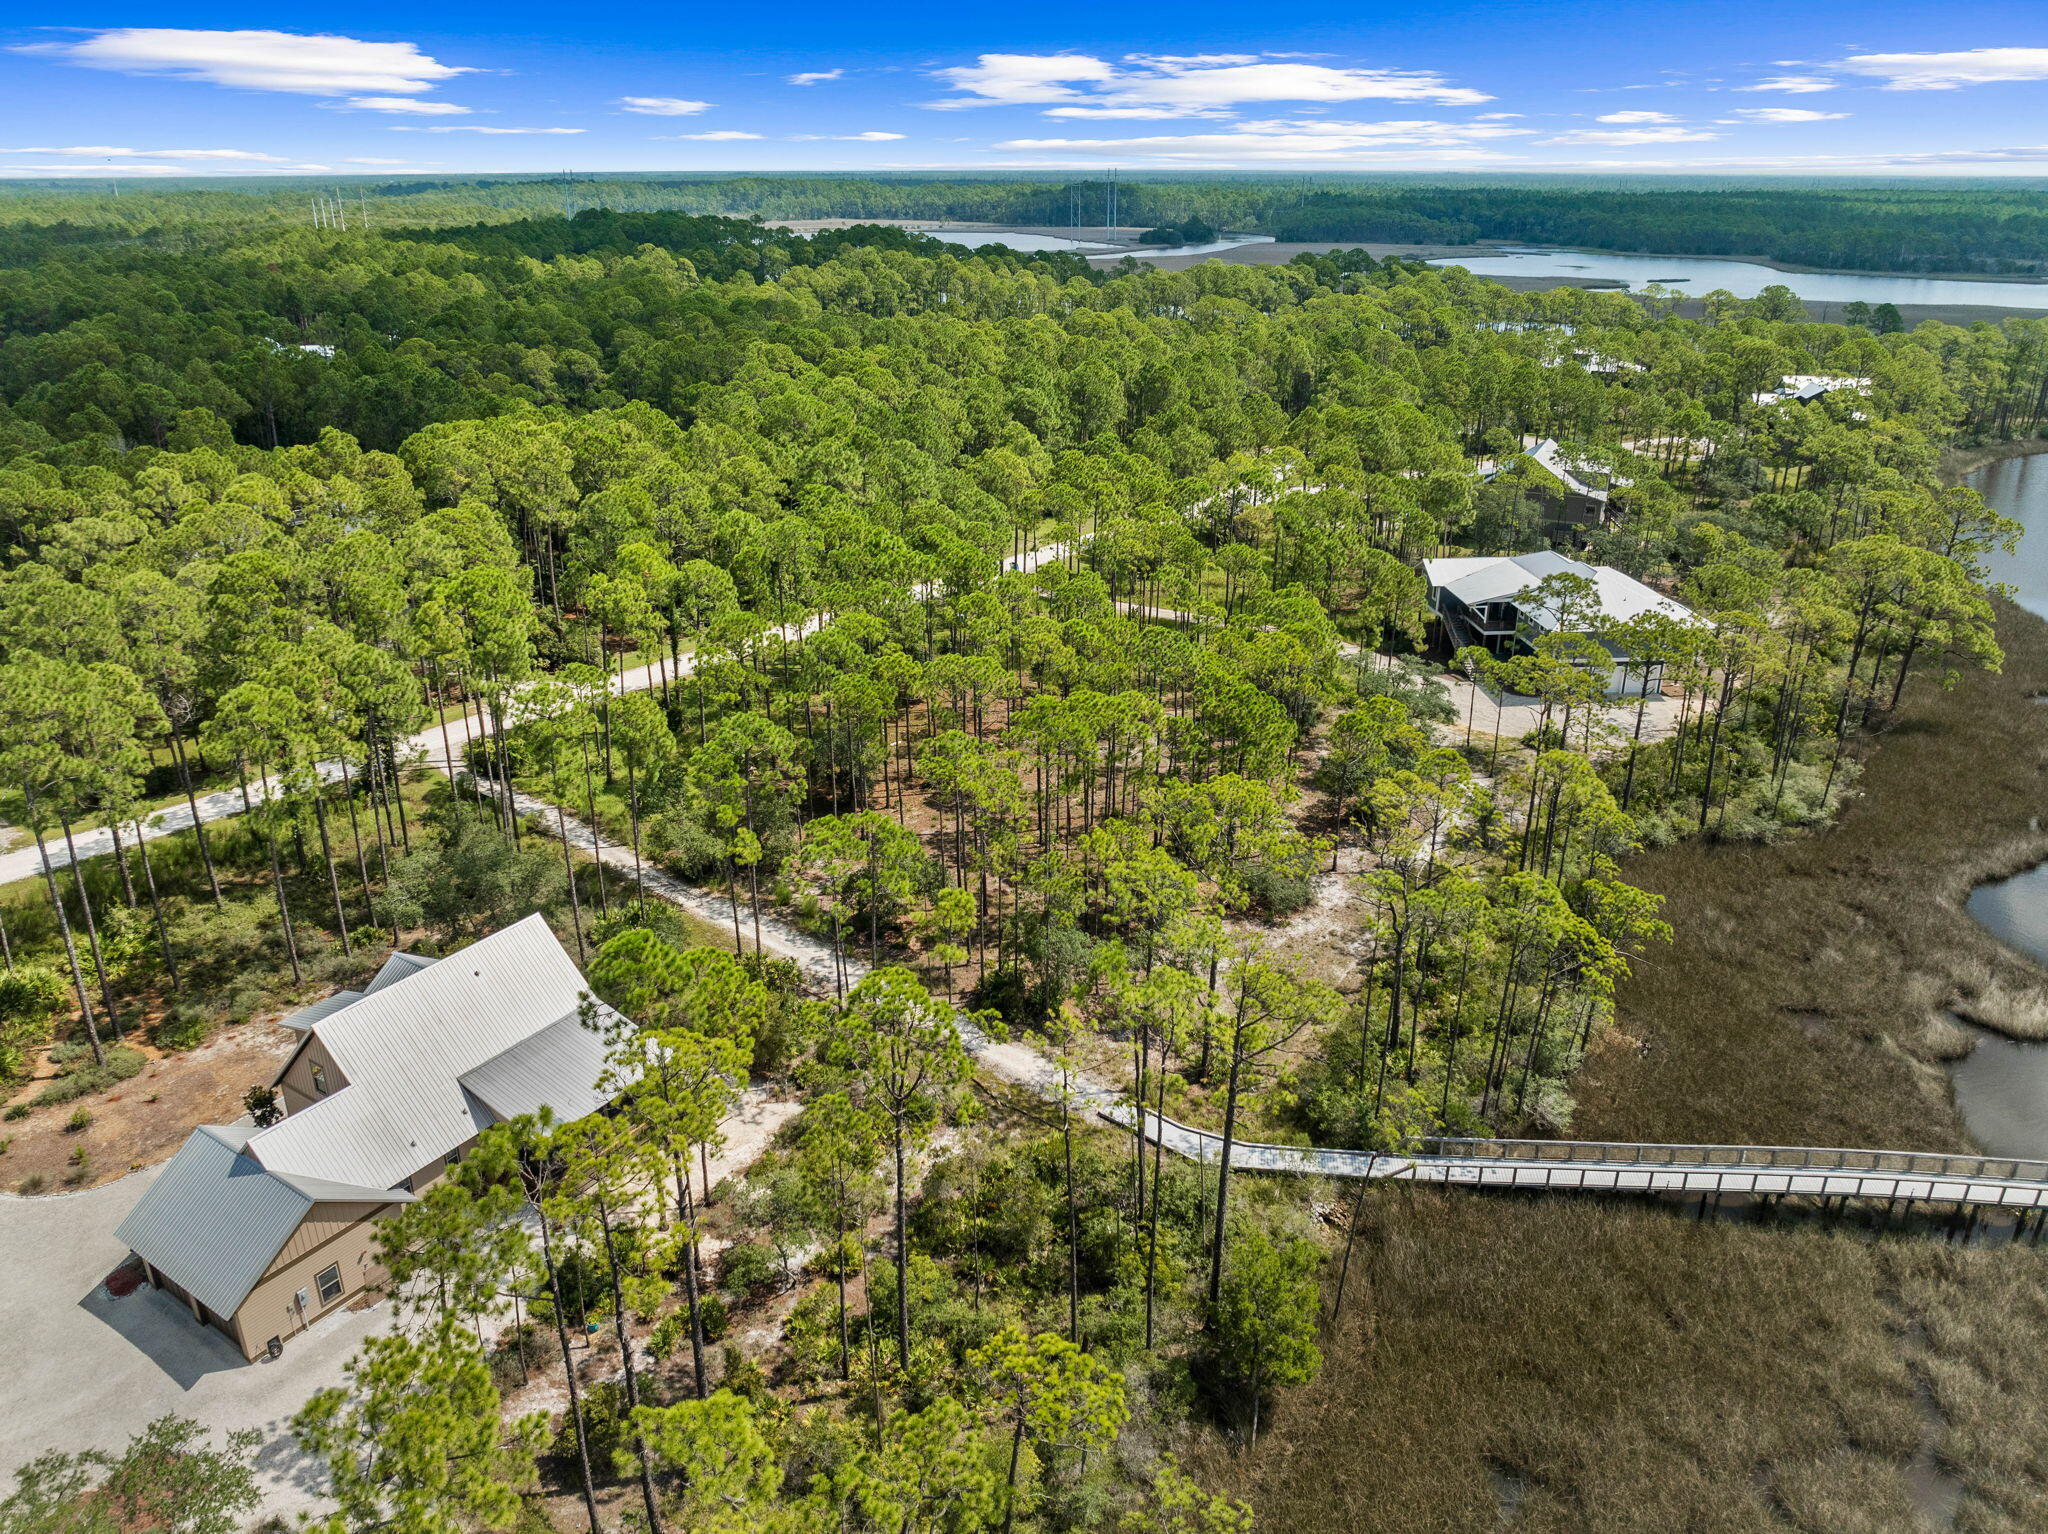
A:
[[116, 913, 619, 1360], [1751, 373, 1872, 407], [1474, 438, 1630, 530], [1422, 551, 1698, 696]]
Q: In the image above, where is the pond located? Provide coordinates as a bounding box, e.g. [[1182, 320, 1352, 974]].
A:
[[1426, 247, 2048, 313], [916, 231, 1118, 254], [1956, 453, 2048, 1157]]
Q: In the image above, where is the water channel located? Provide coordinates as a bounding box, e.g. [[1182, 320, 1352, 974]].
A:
[[1426, 247, 2048, 313], [1954, 452, 2048, 1158]]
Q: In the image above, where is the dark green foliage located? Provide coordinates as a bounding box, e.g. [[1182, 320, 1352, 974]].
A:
[[720, 1240, 777, 1300], [549, 1378, 624, 1470], [377, 798, 564, 946], [0, 1415, 259, 1534], [151, 1011, 210, 1052], [32, 1044, 144, 1106], [1266, 185, 2048, 275]]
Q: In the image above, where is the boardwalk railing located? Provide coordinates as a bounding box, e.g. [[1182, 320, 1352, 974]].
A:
[[1414, 1136, 2048, 1185], [1087, 1106, 2048, 1215]]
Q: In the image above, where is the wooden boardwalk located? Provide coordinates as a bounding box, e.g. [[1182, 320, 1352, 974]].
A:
[[1100, 1106, 2048, 1215]]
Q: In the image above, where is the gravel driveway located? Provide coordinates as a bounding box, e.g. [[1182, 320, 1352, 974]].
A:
[[0, 1168, 391, 1522]]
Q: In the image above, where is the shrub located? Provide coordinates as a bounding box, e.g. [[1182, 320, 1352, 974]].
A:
[[0, 966, 67, 1024], [3, 1103, 27, 1122], [697, 1292, 729, 1343], [151, 1011, 211, 1052], [18, 1172, 45, 1194], [33, 1045, 145, 1106], [720, 1241, 777, 1301], [551, 1378, 624, 1470], [66, 1106, 92, 1132], [1355, 658, 1458, 725], [649, 1294, 728, 1360], [719, 1343, 770, 1404]]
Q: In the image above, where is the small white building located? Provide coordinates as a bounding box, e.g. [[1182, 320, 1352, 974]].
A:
[[1422, 551, 1697, 696], [1751, 373, 1871, 406]]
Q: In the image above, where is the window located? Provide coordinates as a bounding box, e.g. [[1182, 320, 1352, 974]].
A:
[[309, 1062, 328, 1097], [315, 1264, 343, 1305], [444, 1148, 462, 1169]]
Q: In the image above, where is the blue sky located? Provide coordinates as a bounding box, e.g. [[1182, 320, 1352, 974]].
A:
[[4, 4, 2048, 179]]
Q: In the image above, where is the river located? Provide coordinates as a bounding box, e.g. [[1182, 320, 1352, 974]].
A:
[[1955, 453, 2048, 1157], [1427, 248, 2048, 313]]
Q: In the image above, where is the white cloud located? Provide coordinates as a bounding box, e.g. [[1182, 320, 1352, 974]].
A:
[[0, 164, 190, 176], [1596, 110, 1678, 123], [995, 116, 1528, 164], [15, 28, 471, 96], [1734, 75, 1837, 93], [930, 52, 1488, 113], [1043, 105, 1233, 119], [392, 125, 584, 134], [1122, 53, 1262, 67], [788, 69, 844, 85], [1474, 112, 1522, 120], [931, 54, 1119, 107], [618, 96, 712, 115], [1540, 125, 1721, 145], [0, 145, 291, 161], [788, 131, 907, 141], [0, 159, 331, 176], [1833, 47, 2048, 90], [1557, 143, 2048, 172], [660, 130, 763, 141], [1719, 107, 1848, 123], [341, 96, 470, 115]]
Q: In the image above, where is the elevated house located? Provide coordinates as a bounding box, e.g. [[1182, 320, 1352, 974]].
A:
[[116, 914, 619, 1360], [1751, 373, 1871, 407], [1422, 551, 1697, 697], [1475, 438, 1629, 531]]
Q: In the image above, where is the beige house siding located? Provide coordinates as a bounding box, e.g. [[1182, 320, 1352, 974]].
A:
[[142, 1266, 241, 1348], [229, 1200, 394, 1359], [277, 1034, 348, 1116]]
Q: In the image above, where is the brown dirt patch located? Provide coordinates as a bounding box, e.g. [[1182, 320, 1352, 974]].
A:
[[1, 1020, 296, 1194]]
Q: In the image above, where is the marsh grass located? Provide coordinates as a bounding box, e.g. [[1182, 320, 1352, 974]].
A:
[[1574, 594, 2048, 1151], [1205, 1188, 2048, 1534]]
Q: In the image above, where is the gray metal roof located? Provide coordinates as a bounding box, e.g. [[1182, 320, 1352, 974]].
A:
[[276, 951, 434, 1033], [1434, 550, 1589, 608], [459, 1005, 621, 1127], [365, 951, 438, 995], [115, 1125, 406, 1318], [278, 990, 363, 1033], [246, 914, 607, 1191]]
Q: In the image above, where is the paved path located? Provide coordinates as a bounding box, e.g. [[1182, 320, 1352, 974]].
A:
[[520, 798, 2048, 1219], [0, 543, 1078, 892]]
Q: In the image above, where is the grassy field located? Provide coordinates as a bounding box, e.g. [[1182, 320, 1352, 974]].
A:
[[1204, 1188, 2048, 1534], [1574, 589, 2048, 1151]]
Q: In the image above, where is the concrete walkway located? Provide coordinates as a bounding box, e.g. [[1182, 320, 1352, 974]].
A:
[[0, 543, 1079, 893]]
